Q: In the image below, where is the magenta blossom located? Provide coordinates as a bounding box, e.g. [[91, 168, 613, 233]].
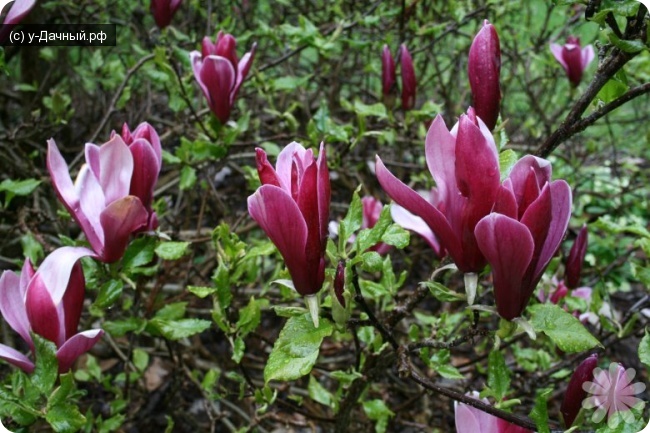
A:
[[0, 247, 103, 373], [561, 354, 598, 427], [0, 0, 36, 42], [190, 31, 256, 124], [150, 0, 182, 29], [381, 44, 396, 106], [112, 122, 163, 231], [468, 20, 501, 130], [376, 107, 500, 278], [248, 143, 330, 325], [455, 392, 533, 433], [48, 134, 154, 263], [399, 44, 416, 110], [565, 224, 588, 289], [550, 36, 595, 86], [475, 156, 572, 320]]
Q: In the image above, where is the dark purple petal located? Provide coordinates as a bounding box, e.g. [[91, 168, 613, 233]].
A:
[[316, 142, 330, 247], [255, 148, 282, 187], [61, 262, 85, 341], [199, 55, 237, 123], [565, 224, 588, 289], [475, 214, 534, 321], [468, 20, 501, 130], [381, 44, 396, 97], [56, 329, 104, 373], [25, 273, 62, 345], [129, 138, 160, 211], [399, 44, 416, 110], [561, 354, 598, 427], [215, 33, 239, 68], [99, 196, 148, 263]]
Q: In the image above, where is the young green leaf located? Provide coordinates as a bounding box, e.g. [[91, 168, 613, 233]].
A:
[[529, 304, 602, 352]]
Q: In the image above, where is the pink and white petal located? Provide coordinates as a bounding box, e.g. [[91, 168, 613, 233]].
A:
[[99, 196, 148, 263], [424, 115, 457, 208], [190, 51, 210, 98], [25, 273, 62, 345], [582, 45, 595, 69], [0, 344, 34, 373], [550, 43, 568, 71], [0, 270, 31, 345], [19, 258, 35, 298], [56, 329, 104, 373], [2, 0, 36, 25], [233, 43, 257, 101], [454, 402, 482, 433], [475, 214, 534, 321], [376, 156, 460, 261], [76, 165, 107, 254], [84, 142, 101, 180], [390, 204, 443, 257], [97, 136, 134, 205], [47, 139, 80, 213], [275, 142, 304, 190]]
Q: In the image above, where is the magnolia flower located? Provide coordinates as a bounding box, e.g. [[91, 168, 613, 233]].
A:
[[0, 0, 36, 42], [150, 0, 182, 29], [48, 134, 156, 263], [455, 392, 533, 433], [381, 44, 397, 107], [190, 31, 256, 124], [248, 142, 330, 326], [468, 20, 501, 130], [565, 224, 588, 289], [550, 36, 595, 86], [399, 44, 416, 110], [475, 156, 572, 320], [376, 107, 500, 300], [113, 122, 163, 231], [561, 354, 598, 427], [0, 247, 103, 373]]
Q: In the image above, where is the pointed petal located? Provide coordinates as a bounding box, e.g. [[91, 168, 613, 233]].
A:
[[61, 262, 85, 341], [390, 204, 443, 257], [0, 344, 34, 373], [130, 122, 162, 165], [233, 42, 257, 100], [399, 44, 416, 109], [215, 33, 238, 67], [582, 45, 595, 70], [376, 156, 461, 264], [275, 141, 304, 190], [95, 136, 134, 205], [199, 55, 236, 124], [0, 270, 31, 345], [47, 139, 80, 215], [56, 329, 104, 373], [475, 214, 534, 320], [255, 148, 282, 187], [2, 0, 36, 25], [565, 224, 588, 289], [99, 196, 148, 263], [19, 258, 35, 298], [316, 142, 331, 245], [31, 246, 95, 306], [25, 273, 62, 345], [190, 50, 210, 101], [381, 44, 396, 96], [76, 165, 107, 254], [296, 160, 322, 275], [468, 20, 501, 130], [84, 142, 101, 179], [550, 43, 568, 71], [201, 36, 216, 57], [425, 115, 458, 213], [129, 138, 159, 211], [561, 354, 598, 427], [493, 180, 518, 219]]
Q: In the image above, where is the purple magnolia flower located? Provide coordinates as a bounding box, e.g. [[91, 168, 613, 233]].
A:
[[150, 0, 182, 29], [455, 392, 533, 433], [381, 44, 396, 106], [565, 224, 588, 289], [0, 0, 36, 42], [550, 36, 595, 86], [113, 122, 163, 231], [190, 31, 256, 124], [0, 247, 103, 373], [399, 44, 416, 110], [475, 156, 572, 320], [468, 20, 501, 130], [248, 142, 330, 325], [48, 134, 155, 263], [376, 107, 500, 278], [561, 354, 598, 427]]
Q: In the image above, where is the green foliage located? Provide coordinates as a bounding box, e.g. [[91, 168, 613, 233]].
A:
[[529, 304, 602, 353]]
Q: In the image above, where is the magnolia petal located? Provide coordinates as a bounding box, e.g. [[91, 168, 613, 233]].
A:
[[61, 262, 85, 341], [76, 165, 107, 254], [496, 419, 533, 433], [129, 138, 159, 211], [399, 44, 416, 110], [2, 0, 36, 24], [99, 196, 148, 263], [248, 185, 315, 295], [275, 141, 303, 191], [550, 43, 568, 71], [215, 33, 238, 67], [0, 344, 34, 373], [233, 43, 257, 101], [425, 115, 457, 212], [25, 273, 61, 345], [520, 184, 553, 286], [475, 214, 534, 321], [0, 270, 31, 346], [381, 44, 396, 96], [130, 122, 162, 165], [201, 36, 216, 57], [376, 156, 461, 263], [582, 45, 595, 70], [390, 204, 443, 256], [56, 329, 104, 373], [47, 139, 79, 213], [561, 354, 598, 427], [31, 246, 95, 306], [84, 142, 101, 180], [255, 148, 282, 188], [468, 20, 501, 130], [296, 160, 322, 272], [565, 224, 588, 289], [493, 181, 518, 219], [18, 258, 35, 298], [316, 142, 331, 244], [96, 136, 134, 205], [454, 401, 483, 433], [200, 55, 237, 124], [190, 51, 210, 102]]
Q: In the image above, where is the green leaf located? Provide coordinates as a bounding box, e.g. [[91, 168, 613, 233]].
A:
[[529, 387, 553, 433], [32, 334, 58, 394], [45, 403, 86, 433], [488, 350, 511, 401], [352, 100, 387, 118], [122, 237, 156, 270], [356, 206, 392, 253], [422, 281, 465, 302], [155, 241, 190, 260], [236, 297, 266, 335], [607, 31, 646, 53], [103, 317, 147, 337], [47, 373, 75, 409], [264, 314, 333, 383], [232, 336, 245, 363], [381, 224, 410, 249], [362, 399, 394, 433], [21, 232, 44, 265], [529, 304, 602, 352], [360, 251, 383, 272], [150, 318, 211, 340], [187, 285, 218, 298], [339, 190, 363, 251], [639, 330, 650, 369], [308, 375, 333, 406], [436, 364, 464, 380], [155, 302, 187, 320], [330, 370, 362, 385], [596, 70, 629, 104], [94, 280, 123, 308], [499, 149, 518, 180], [132, 349, 149, 371], [180, 165, 197, 190], [0, 178, 41, 207]]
